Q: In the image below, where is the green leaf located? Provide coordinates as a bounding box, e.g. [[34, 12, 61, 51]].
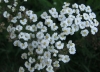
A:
[[86, 0, 94, 5]]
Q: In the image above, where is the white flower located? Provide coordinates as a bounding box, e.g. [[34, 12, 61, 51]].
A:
[[49, 8, 58, 18], [60, 20, 68, 28], [38, 56, 44, 63], [28, 67, 34, 72], [24, 33, 30, 41], [30, 33, 35, 38], [3, 11, 10, 18], [73, 8, 76, 13], [25, 25, 32, 31], [34, 63, 42, 70], [12, 7, 16, 12], [47, 45, 54, 52], [63, 2, 70, 8], [11, 17, 17, 23], [16, 25, 23, 32], [11, 27, 16, 33], [7, 2, 100, 72], [37, 39, 42, 45], [93, 19, 99, 27], [79, 4, 86, 11], [28, 51, 33, 56], [31, 25, 37, 32], [52, 32, 59, 40], [40, 63, 46, 69], [70, 28, 75, 35], [59, 33, 66, 40], [37, 21, 43, 29], [51, 12, 58, 18], [19, 67, 25, 72], [29, 14, 37, 22], [91, 27, 98, 35], [67, 40, 75, 49], [41, 12, 48, 19], [74, 18, 81, 25], [46, 65, 53, 72], [45, 19, 53, 27], [10, 33, 16, 39], [69, 14, 75, 18], [21, 53, 27, 59], [53, 61, 60, 67], [69, 47, 76, 54], [58, 54, 65, 61], [32, 41, 38, 48], [60, 9, 67, 14], [89, 12, 96, 19], [63, 55, 70, 63], [20, 6, 25, 11], [44, 51, 51, 58], [41, 26, 47, 32], [20, 18, 27, 25], [83, 13, 90, 20], [76, 14, 82, 19], [45, 58, 52, 66], [29, 57, 35, 64], [36, 46, 43, 54], [58, 14, 66, 21], [49, 8, 57, 14], [55, 41, 64, 49], [66, 18, 73, 26], [53, 49, 58, 57], [66, 8, 73, 15], [19, 42, 28, 49], [18, 32, 25, 40], [26, 10, 33, 16], [13, 40, 21, 46], [28, 43, 34, 51], [79, 22, 86, 29], [85, 21, 90, 27], [36, 31, 44, 40], [81, 29, 89, 37], [89, 23, 94, 28], [85, 6, 92, 13], [72, 3, 78, 8], [17, 12, 22, 19], [44, 33, 51, 41], [75, 9, 80, 14], [7, 25, 12, 32], [62, 27, 70, 35], [24, 61, 31, 68], [71, 24, 79, 32], [49, 37, 55, 44], [51, 23, 58, 31], [41, 39, 49, 48]]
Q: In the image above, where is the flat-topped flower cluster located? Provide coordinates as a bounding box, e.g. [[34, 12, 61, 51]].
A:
[[2, 0, 99, 72]]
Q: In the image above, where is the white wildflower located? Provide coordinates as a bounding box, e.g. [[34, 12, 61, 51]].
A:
[[81, 29, 89, 37]]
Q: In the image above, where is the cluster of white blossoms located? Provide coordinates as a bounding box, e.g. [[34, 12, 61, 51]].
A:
[[3, 0, 99, 72]]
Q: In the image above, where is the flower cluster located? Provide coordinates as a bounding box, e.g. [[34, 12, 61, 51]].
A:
[[3, 0, 99, 72]]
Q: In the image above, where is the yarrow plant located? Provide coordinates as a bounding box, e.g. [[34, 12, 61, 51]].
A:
[[2, 0, 99, 72]]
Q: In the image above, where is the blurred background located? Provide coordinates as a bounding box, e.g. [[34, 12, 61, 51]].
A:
[[0, 0, 100, 72]]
